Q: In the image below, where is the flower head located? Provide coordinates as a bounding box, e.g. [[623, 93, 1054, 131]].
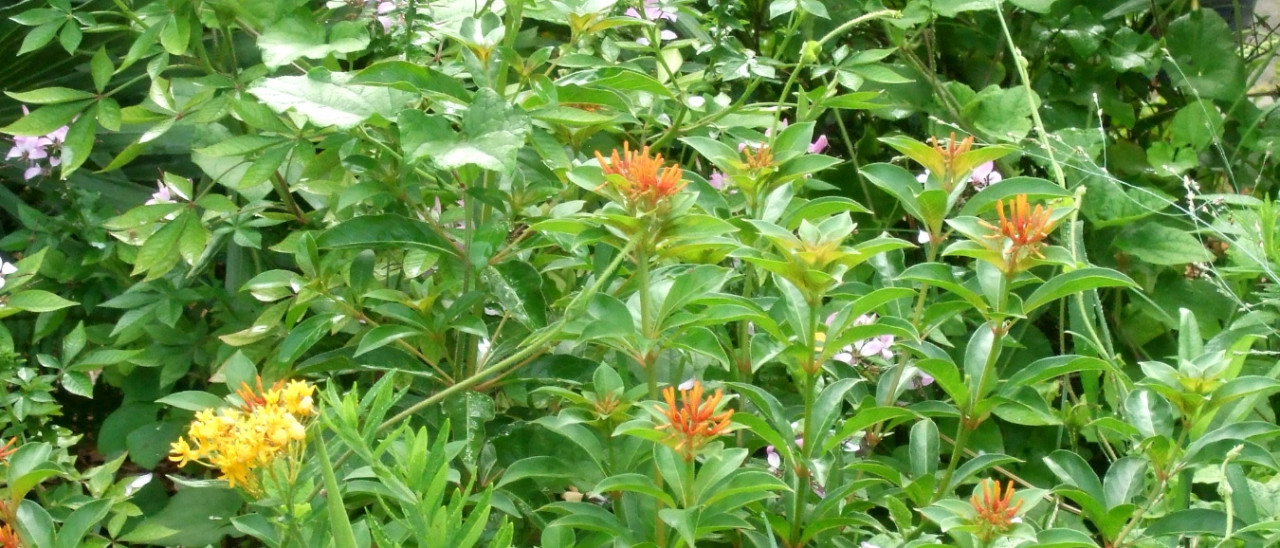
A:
[[0, 523, 18, 548], [708, 171, 726, 190], [169, 377, 316, 495], [808, 134, 830, 154], [595, 142, 686, 211], [979, 194, 1057, 272], [654, 381, 734, 461], [626, 0, 677, 22], [0, 260, 16, 291], [970, 161, 1002, 188], [970, 479, 1024, 542], [826, 313, 895, 363], [0, 438, 17, 461]]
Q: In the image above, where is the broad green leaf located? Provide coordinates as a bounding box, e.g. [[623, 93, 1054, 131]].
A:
[[277, 314, 338, 364], [960, 176, 1072, 216], [5, 290, 77, 312], [316, 214, 458, 256], [248, 71, 416, 129], [258, 17, 370, 69], [5, 87, 95, 104], [1114, 222, 1215, 265], [155, 391, 226, 412], [0, 100, 90, 136], [1023, 268, 1137, 313], [909, 418, 939, 479], [1164, 11, 1245, 102]]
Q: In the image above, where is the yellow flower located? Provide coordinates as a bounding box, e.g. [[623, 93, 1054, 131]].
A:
[[168, 377, 316, 496]]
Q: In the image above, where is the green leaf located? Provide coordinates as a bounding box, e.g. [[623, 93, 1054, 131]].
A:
[[1114, 222, 1215, 265], [594, 473, 676, 507], [1145, 508, 1240, 538], [1009, 0, 1057, 13], [1043, 450, 1105, 505], [5, 87, 95, 104], [947, 453, 1020, 493], [131, 213, 188, 280], [6, 290, 77, 312], [0, 100, 90, 136], [909, 418, 939, 479], [1102, 457, 1147, 509], [351, 61, 470, 100], [54, 499, 112, 548], [355, 325, 419, 357], [156, 391, 226, 412], [18, 21, 61, 55], [58, 104, 98, 177], [248, 71, 416, 129], [1124, 388, 1174, 439], [861, 162, 923, 221], [316, 439, 359, 548], [1164, 11, 1245, 102], [119, 489, 241, 542], [258, 17, 370, 69], [1002, 355, 1110, 394], [959, 177, 1072, 216], [1023, 268, 1137, 314], [277, 314, 337, 364], [90, 47, 113, 92], [316, 214, 458, 257]]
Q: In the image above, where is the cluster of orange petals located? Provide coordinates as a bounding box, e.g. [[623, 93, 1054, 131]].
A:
[[654, 382, 734, 461], [595, 142, 686, 209], [931, 132, 975, 162], [970, 479, 1024, 540], [981, 194, 1057, 261]]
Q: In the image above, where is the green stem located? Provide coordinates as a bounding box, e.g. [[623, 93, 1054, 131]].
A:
[[789, 301, 822, 547], [993, 2, 1064, 188], [637, 233, 658, 399]]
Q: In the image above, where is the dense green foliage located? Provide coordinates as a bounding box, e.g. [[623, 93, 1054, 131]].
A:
[[1, 0, 1279, 546]]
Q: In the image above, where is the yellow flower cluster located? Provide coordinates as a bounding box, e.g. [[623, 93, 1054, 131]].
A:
[[169, 378, 316, 495]]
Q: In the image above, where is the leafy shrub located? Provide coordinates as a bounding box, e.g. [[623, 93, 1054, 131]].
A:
[[1, 0, 1279, 546]]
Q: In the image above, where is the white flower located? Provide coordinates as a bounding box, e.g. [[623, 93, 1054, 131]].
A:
[[677, 378, 696, 391], [765, 445, 781, 472], [686, 95, 706, 109], [124, 474, 153, 496], [0, 258, 17, 290], [477, 338, 492, 359], [916, 170, 929, 184], [917, 230, 932, 244]]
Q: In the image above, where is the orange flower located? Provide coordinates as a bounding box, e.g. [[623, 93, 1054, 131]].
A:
[[932, 132, 974, 162], [980, 194, 1057, 271], [594, 142, 686, 210], [0, 523, 18, 548], [654, 382, 734, 461], [235, 376, 284, 411], [0, 438, 16, 461], [743, 144, 775, 170], [970, 479, 1024, 541]]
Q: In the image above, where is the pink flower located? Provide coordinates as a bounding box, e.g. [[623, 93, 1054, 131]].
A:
[[808, 134, 829, 154], [970, 161, 1002, 188], [375, 1, 398, 31], [832, 313, 896, 362], [625, 0, 677, 22], [765, 118, 789, 138], [708, 171, 726, 190], [910, 372, 935, 389], [6, 136, 48, 163], [145, 182, 173, 205]]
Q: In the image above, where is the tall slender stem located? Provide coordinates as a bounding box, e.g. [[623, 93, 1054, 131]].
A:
[[789, 300, 822, 546]]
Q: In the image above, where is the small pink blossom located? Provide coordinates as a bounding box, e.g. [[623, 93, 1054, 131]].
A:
[[910, 371, 935, 389], [708, 171, 726, 190], [832, 313, 896, 362], [625, 0, 677, 22], [808, 134, 829, 154], [970, 161, 1002, 188], [765, 118, 789, 138]]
